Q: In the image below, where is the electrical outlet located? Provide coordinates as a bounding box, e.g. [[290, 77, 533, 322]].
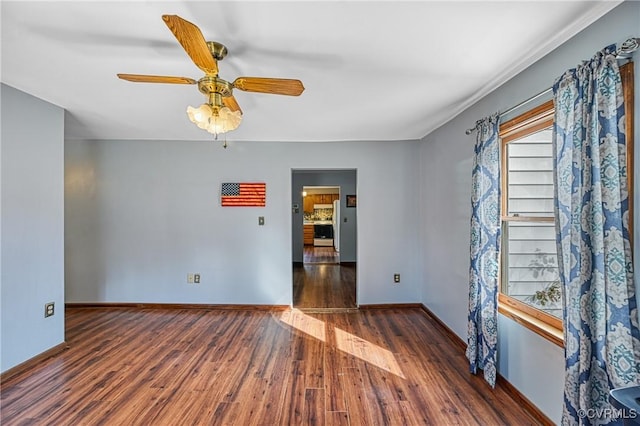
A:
[[188, 273, 194, 284], [194, 274, 200, 284], [45, 302, 55, 318], [394, 274, 400, 283]]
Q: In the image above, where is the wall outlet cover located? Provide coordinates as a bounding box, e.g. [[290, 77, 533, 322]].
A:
[[45, 302, 55, 318]]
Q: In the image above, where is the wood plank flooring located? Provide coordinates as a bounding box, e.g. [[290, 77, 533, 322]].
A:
[[293, 264, 356, 309], [303, 246, 339, 264], [0, 307, 544, 425]]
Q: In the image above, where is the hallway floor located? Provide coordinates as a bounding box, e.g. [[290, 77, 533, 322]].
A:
[[303, 246, 340, 264], [293, 263, 356, 309]]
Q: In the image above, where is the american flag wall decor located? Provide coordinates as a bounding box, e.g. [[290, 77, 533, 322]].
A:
[[221, 182, 266, 207]]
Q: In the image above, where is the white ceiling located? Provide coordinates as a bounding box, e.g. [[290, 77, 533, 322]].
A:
[[1, 1, 620, 142]]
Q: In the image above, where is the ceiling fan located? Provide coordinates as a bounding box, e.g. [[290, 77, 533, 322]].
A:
[[117, 15, 305, 139]]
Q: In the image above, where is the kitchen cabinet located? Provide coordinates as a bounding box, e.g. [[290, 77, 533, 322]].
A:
[[303, 196, 314, 213], [303, 224, 314, 245], [303, 194, 340, 213], [318, 194, 339, 204]]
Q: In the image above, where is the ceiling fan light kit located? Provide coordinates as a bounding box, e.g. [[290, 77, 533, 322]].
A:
[[187, 102, 242, 137], [117, 14, 304, 142]]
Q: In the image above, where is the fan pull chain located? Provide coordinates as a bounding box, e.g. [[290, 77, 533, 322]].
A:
[[213, 132, 228, 148]]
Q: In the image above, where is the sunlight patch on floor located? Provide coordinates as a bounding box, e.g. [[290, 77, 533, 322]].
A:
[[280, 309, 326, 342], [279, 310, 404, 378], [334, 328, 405, 378]]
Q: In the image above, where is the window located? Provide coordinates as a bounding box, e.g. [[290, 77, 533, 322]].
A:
[[497, 61, 634, 346], [498, 100, 563, 345]]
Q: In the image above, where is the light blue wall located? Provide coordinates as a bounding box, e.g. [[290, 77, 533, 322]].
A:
[[1, 84, 65, 373], [291, 170, 357, 263], [418, 2, 639, 423], [65, 139, 421, 306]]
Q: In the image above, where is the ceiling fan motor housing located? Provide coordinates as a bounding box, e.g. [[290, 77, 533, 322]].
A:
[[198, 76, 233, 98]]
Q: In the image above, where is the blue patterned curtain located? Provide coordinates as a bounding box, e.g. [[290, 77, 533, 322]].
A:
[[467, 114, 501, 388], [553, 45, 640, 425]]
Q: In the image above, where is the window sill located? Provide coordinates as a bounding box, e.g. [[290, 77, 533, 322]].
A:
[[498, 300, 564, 348]]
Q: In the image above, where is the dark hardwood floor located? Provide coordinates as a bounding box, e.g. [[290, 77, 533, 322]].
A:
[[303, 246, 339, 264], [0, 307, 543, 425], [293, 263, 356, 309]]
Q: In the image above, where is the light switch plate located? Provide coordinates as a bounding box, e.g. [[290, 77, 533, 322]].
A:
[[258, 216, 265, 226]]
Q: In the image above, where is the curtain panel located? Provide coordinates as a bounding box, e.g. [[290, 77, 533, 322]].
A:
[[467, 114, 501, 388], [552, 45, 640, 425]]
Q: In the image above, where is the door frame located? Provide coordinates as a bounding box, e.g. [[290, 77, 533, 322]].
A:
[[291, 168, 358, 308]]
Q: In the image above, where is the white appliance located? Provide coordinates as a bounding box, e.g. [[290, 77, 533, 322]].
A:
[[312, 203, 335, 246], [332, 199, 340, 252]]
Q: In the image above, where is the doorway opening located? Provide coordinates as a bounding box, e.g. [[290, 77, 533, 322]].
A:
[[291, 170, 357, 310], [303, 186, 340, 265]]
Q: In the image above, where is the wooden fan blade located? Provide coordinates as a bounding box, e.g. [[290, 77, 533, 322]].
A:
[[162, 15, 218, 75], [223, 95, 242, 114], [117, 74, 197, 84], [232, 77, 305, 96]]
